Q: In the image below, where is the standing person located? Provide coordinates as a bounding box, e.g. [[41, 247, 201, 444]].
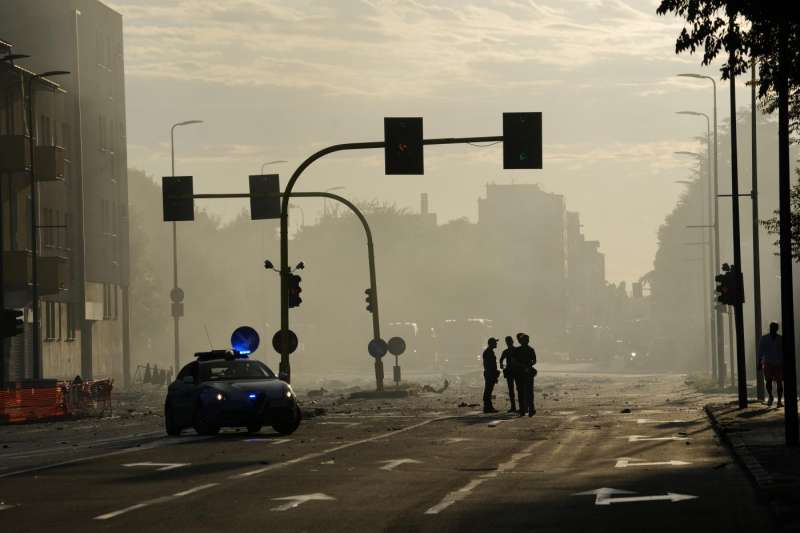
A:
[[482, 338, 500, 413], [499, 336, 517, 413], [516, 333, 537, 416], [759, 322, 784, 408]]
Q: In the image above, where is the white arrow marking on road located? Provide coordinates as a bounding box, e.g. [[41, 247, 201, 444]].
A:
[[635, 419, 689, 425], [615, 457, 692, 468], [379, 458, 422, 471], [626, 435, 688, 442], [270, 493, 335, 512], [121, 462, 190, 471], [574, 488, 697, 505]]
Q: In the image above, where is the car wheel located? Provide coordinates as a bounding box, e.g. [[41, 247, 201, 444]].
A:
[[165, 404, 181, 436], [246, 424, 262, 434], [272, 405, 302, 435], [193, 409, 220, 436]]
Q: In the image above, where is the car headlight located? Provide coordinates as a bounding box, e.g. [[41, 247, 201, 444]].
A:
[[216, 392, 224, 401]]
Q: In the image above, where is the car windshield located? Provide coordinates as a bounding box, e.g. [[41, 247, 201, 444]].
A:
[[199, 360, 275, 382]]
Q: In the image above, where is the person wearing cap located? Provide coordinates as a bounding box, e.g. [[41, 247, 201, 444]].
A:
[[482, 337, 500, 413]]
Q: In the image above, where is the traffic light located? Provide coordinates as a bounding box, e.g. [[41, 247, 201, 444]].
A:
[[384, 117, 423, 175], [503, 112, 542, 169], [249, 174, 280, 220], [162, 176, 194, 221], [728, 269, 745, 305], [1, 308, 24, 339], [288, 274, 302, 308], [365, 288, 375, 313], [715, 273, 729, 304]]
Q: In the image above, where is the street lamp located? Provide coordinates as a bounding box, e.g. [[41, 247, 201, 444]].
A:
[[260, 160, 287, 174], [26, 69, 70, 380], [169, 119, 203, 375], [677, 73, 724, 387], [323, 186, 345, 217]]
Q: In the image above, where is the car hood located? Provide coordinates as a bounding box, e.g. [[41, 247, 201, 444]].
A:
[[205, 379, 289, 399]]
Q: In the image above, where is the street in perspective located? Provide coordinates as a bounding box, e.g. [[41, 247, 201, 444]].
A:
[[1, 1, 800, 532]]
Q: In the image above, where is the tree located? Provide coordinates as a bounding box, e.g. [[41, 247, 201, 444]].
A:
[[762, 171, 800, 261]]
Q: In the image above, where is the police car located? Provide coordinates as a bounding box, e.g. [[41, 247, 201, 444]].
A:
[[164, 350, 301, 436]]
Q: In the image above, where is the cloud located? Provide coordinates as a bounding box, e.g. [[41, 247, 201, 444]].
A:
[[110, 0, 687, 97]]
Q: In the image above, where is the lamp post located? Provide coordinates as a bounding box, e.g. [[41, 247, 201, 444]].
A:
[[260, 160, 287, 174], [169, 119, 203, 375], [26, 69, 70, 380], [678, 73, 725, 388], [323, 186, 345, 218]]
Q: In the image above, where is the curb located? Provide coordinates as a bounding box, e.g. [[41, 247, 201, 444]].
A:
[[704, 404, 776, 496], [704, 404, 800, 531]]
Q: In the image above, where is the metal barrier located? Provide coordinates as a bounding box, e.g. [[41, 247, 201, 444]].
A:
[[0, 378, 113, 423]]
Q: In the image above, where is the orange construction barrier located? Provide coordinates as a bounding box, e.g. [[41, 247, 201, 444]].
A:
[[0, 381, 66, 424]]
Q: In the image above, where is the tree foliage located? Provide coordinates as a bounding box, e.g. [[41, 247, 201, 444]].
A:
[[762, 171, 800, 261]]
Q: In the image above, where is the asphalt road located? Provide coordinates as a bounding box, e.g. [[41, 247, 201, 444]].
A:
[[0, 373, 774, 532]]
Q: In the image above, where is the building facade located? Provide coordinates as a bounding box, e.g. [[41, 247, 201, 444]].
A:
[[0, 0, 130, 387]]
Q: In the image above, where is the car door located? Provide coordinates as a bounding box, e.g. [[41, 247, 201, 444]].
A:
[[171, 362, 199, 426]]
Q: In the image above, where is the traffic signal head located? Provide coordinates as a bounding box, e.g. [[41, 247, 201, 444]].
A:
[[365, 288, 375, 313], [503, 112, 542, 169], [715, 273, 729, 305], [249, 174, 281, 220], [384, 117, 423, 175], [288, 274, 302, 308], [1, 308, 24, 339], [162, 176, 194, 221]]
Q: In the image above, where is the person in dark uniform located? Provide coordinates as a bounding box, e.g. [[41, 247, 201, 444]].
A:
[[482, 337, 500, 413], [515, 333, 537, 416], [499, 336, 517, 413]]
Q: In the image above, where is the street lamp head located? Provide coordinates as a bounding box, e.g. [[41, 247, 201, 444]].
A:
[[676, 111, 702, 116], [37, 70, 71, 78], [677, 73, 706, 79], [674, 179, 695, 186], [295, 261, 305, 271], [176, 120, 203, 127], [326, 186, 345, 192], [1, 53, 31, 62], [674, 151, 701, 158]]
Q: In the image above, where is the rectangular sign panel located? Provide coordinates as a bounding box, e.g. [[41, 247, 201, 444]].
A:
[[503, 112, 542, 169], [162, 176, 194, 221], [384, 117, 423, 175], [249, 174, 281, 220]]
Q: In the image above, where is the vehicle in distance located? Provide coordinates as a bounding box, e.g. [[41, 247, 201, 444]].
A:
[[165, 350, 301, 436]]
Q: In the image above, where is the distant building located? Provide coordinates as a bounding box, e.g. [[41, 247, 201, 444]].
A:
[[477, 183, 569, 341], [0, 0, 130, 387]]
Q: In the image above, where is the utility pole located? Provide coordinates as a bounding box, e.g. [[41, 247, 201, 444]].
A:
[[728, 16, 747, 409], [777, 20, 798, 446], [750, 59, 764, 401]]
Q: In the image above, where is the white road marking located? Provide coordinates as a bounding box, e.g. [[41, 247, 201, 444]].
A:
[[625, 435, 689, 442], [319, 421, 361, 427], [635, 419, 689, 425], [615, 457, 692, 468], [94, 483, 220, 520], [574, 487, 697, 505], [173, 483, 219, 497], [488, 418, 514, 427], [445, 438, 471, 443], [378, 458, 422, 471], [122, 462, 190, 471], [94, 416, 444, 520], [270, 493, 335, 512], [233, 417, 440, 479], [425, 443, 537, 515], [243, 438, 291, 445], [0, 503, 17, 511], [94, 503, 150, 520]]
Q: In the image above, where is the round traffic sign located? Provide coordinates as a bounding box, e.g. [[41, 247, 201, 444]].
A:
[[368, 338, 388, 358], [231, 326, 260, 355], [272, 329, 299, 355], [170, 287, 185, 303], [387, 336, 406, 356]]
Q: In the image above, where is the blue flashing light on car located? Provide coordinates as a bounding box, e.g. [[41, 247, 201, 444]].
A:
[[248, 393, 257, 399]]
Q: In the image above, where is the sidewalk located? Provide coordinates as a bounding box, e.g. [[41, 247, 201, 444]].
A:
[[706, 400, 800, 531]]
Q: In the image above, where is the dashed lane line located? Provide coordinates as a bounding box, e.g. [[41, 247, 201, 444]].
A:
[[94, 483, 220, 520], [92, 416, 447, 520], [425, 442, 538, 515]]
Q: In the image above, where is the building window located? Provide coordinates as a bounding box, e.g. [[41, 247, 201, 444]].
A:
[[66, 303, 76, 341], [44, 302, 56, 341]]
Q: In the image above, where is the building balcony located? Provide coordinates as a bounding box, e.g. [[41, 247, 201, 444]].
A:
[[0, 135, 30, 172], [35, 145, 66, 182], [38, 255, 68, 295]]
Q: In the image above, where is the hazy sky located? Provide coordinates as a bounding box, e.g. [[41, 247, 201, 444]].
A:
[[111, 0, 751, 284]]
